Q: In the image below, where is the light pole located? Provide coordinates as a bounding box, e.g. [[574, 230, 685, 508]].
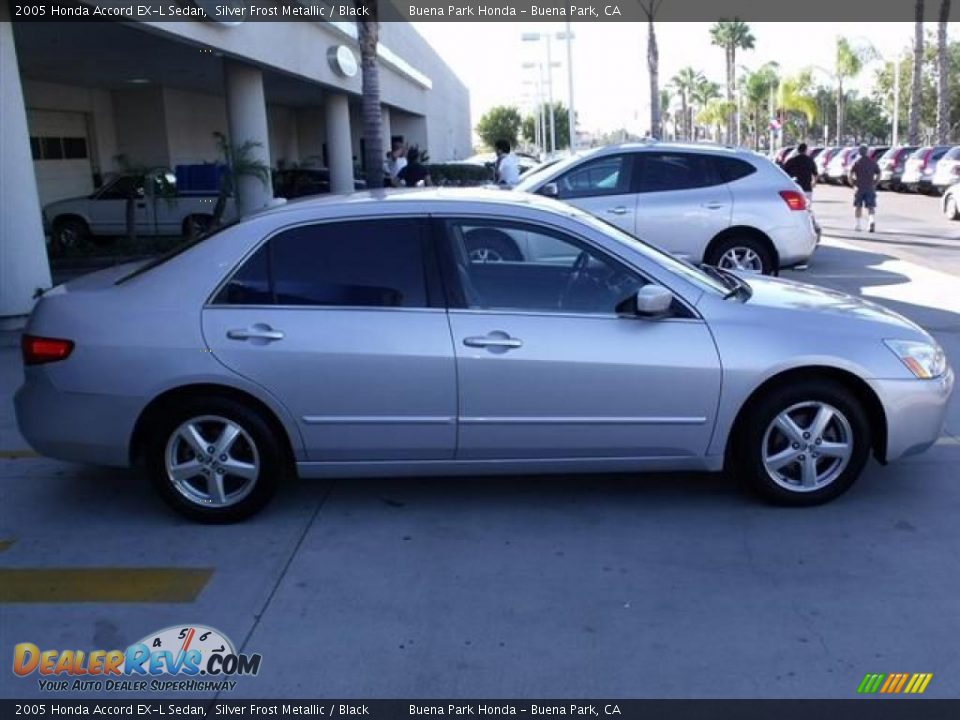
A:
[[893, 54, 900, 147], [522, 31, 565, 156], [560, 23, 576, 150]]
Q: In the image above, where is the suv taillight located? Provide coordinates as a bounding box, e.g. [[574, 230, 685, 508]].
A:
[[22, 335, 74, 365], [779, 190, 807, 211]]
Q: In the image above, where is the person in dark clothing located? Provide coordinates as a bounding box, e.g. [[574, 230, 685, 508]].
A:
[[850, 144, 880, 232], [396, 147, 431, 187], [782, 143, 818, 201]]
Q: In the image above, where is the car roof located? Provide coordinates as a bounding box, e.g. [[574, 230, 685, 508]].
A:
[[250, 187, 573, 219]]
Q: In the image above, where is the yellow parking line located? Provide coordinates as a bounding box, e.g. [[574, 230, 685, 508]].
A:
[[0, 569, 212, 603], [0, 449, 40, 459]]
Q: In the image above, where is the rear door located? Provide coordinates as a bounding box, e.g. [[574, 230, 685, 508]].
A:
[[202, 217, 457, 462], [551, 153, 639, 235], [632, 151, 733, 262]]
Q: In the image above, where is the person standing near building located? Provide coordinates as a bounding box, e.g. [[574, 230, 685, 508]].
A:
[[385, 141, 407, 186], [850, 144, 880, 232], [494, 139, 521, 187], [397, 146, 431, 187], [782, 142, 818, 204]]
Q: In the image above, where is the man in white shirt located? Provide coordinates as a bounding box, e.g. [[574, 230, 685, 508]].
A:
[[386, 142, 407, 185], [494, 139, 520, 187]]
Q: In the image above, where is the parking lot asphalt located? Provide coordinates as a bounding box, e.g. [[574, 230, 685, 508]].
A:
[[2, 184, 959, 700]]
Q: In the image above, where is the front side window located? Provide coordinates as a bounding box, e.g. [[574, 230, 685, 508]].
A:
[[443, 219, 645, 315], [554, 155, 631, 199], [634, 152, 722, 193], [215, 219, 428, 308], [99, 176, 144, 200]]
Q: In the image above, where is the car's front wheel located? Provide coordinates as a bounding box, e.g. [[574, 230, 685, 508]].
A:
[[50, 217, 90, 253], [146, 396, 286, 522], [706, 236, 775, 275], [732, 380, 871, 506]]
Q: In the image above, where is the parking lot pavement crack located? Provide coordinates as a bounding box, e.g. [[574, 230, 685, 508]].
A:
[[212, 482, 335, 702]]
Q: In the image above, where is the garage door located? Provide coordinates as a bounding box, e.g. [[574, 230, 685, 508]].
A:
[[28, 110, 94, 207]]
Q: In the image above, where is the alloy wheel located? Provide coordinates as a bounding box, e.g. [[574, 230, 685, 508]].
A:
[[761, 402, 853, 492], [718, 246, 764, 273], [468, 247, 504, 263], [164, 415, 260, 507]]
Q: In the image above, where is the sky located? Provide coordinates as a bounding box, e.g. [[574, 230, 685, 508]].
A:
[[413, 22, 959, 142]]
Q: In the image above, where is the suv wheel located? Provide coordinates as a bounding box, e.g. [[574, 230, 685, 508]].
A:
[[733, 380, 871, 506], [146, 396, 286, 522], [707, 236, 774, 275]]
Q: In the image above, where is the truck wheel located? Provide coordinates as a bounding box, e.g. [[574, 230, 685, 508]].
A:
[[183, 214, 214, 238], [50, 217, 90, 252]]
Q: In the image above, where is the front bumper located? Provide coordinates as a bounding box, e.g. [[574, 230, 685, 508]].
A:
[[870, 367, 955, 462]]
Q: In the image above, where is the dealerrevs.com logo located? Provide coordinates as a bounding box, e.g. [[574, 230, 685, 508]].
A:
[[12, 624, 262, 693]]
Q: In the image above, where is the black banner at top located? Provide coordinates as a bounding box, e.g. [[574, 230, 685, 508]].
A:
[[7, 0, 960, 22]]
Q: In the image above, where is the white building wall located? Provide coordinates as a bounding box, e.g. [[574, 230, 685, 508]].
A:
[[163, 87, 227, 167], [112, 86, 170, 169]]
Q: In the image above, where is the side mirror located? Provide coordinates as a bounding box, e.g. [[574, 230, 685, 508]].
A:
[[616, 284, 674, 318], [539, 182, 559, 198]]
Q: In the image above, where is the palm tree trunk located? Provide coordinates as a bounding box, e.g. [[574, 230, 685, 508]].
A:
[[909, 0, 925, 145], [726, 48, 735, 144], [647, 19, 661, 138], [357, 12, 384, 189], [836, 80, 844, 144], [937, 0, 951, 144]]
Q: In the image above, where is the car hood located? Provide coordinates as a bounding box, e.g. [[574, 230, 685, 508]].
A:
[[44, 195, 92, 211], [739, 273, 927, 336]]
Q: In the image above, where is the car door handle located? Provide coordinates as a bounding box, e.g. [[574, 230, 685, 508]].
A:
[[463, 335, 523, 349], [227, 327, 285, 342], [702, 202, 725, 209], [606, 206, 628, 215]]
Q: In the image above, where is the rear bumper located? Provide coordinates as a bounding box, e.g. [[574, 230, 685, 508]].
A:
[[774, 213, 819, 268], [14, 370, 139, 467], [870, 368, 955, 462]]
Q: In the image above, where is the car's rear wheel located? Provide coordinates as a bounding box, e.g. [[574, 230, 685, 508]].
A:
[[50, 217, 90, 252], [945, 194, 959, 220], [706, 236, 775, 275], [146, 396, 285, 522], [732, 380, 871, 506]]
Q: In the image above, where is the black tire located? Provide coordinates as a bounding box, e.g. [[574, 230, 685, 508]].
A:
[[945, 194, 960, 221], [463, 228, 522, 263], [182, 214, 213, 238], [145, 395, 287, 523], [705, 235, 775, 275], [731, 379, 871, 506], [50, 217, 90, 252]]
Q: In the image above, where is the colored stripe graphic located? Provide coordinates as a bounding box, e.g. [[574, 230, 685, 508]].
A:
[[857, 673, 932, 694]]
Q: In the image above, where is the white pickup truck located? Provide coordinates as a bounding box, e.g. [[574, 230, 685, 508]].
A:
[[43, 169, 237, 249]]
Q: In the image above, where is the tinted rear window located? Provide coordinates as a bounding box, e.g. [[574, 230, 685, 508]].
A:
[[215, 219, 428, 308], [713, 156, 757, 182], [945, 147, 960, 160]]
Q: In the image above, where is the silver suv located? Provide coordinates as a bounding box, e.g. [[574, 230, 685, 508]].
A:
[[515, 142, 819, 275]]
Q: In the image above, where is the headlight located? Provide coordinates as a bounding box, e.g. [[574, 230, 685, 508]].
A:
[[884, 339, 947, 379]]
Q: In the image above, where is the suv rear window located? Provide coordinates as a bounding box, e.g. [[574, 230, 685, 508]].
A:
[[713, 156, 757, 183]]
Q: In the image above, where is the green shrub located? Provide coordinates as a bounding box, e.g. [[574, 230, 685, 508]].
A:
[[427, 163, 492, 187]]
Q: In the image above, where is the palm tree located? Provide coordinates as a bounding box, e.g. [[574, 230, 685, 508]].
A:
[[660, 87, 673, 139], [357, 7, 383, 188], [778, 72, 818, 141], [835, 37, 871, 143], [691, 79, 721, 141], [936, 0, 951, 143], [211, 132, 270, 228], [709, 19, 755, 144], [741, 63, 779, 150], [670, 67, 703, 141], [639, 1, 665, 138], [909, 0, 925, 144]]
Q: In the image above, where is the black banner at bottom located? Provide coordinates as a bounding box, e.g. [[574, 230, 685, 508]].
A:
[[3, 700, 960, 720]]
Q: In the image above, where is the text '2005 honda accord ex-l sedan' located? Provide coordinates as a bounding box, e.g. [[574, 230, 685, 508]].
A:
[[15, 189, 954, 522]]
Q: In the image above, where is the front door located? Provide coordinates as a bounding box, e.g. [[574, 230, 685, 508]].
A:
[[552, 153, 639, 235], [87, 176, 149, 236], [437, 217, 722, 461], [202, 217, 457, 462]]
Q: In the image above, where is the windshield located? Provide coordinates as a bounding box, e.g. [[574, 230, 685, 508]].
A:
[[569, 209, 731, 296], [514, 150, 595, 192]]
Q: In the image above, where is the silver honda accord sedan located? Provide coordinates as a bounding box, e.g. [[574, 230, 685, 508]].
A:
[[15, 189, 954, 522]]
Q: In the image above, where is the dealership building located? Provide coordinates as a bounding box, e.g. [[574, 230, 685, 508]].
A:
[[0, 7, 471, 324]]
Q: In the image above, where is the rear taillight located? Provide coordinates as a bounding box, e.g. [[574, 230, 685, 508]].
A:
[[21, 335, 74, 365], [779, 190, 808, 211]]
